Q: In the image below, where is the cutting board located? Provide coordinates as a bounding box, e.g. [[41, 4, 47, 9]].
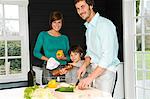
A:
[[54, 88, 113, 99]]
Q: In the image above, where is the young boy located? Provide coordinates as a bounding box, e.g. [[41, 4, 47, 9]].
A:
[[52, 45, 90, 84]]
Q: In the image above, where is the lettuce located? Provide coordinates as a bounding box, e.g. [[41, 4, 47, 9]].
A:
[[24, 85, 56, 99], [24, 85, 39, 99]]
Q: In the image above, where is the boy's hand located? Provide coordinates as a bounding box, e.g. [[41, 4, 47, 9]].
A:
[[68, 63, 76, 66], [59, 68, 68, 75]]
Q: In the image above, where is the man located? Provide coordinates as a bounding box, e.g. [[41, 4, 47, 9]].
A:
[[74, 0, 120, 94]]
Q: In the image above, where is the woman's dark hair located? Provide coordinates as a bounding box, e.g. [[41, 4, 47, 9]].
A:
[[74, 0, 94, 6], [49, 10, 63, 29], [69, 45, 84, 58]]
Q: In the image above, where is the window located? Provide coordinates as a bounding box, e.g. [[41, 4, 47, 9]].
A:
[[123, 0, 150, 99], [135, 0, 150, 98], [0, 0, 29, 83]]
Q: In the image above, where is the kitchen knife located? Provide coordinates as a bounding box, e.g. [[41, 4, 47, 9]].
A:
[[75, 79, 80, 86]]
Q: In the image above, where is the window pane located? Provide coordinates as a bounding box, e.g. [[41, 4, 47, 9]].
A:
[[136, 70, 144, 88], [144, 0, 150, 33], [136, 36, 142, 51], [136, 0, 140, 16], [7, 40, 21, 56], [0, 4, 2, 18], [146, 71, 150, 81], [136, 53, 142, 69], [5, 20, 19, 35], [0, 20, 3, 36], [145, 35, 150, 51], [0, 59, 5, 75], [136, 70, 143, 80], [145, 89, 150, 99], [145, 72, 150, 99], [4, 5, 18, 19], [136, 18, 142, 34], [8, 58, 21, 74], [136, 88, 144, 99], [144, 17, 150, 33], [145, 54, 150, 70], [0, 41, 5, 57]]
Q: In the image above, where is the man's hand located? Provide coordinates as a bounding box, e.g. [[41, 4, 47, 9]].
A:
[[77, 76, 93, 90], [77, 56, 91, 79], [77, 65, 86, 79], [77, 66, 106, 90]]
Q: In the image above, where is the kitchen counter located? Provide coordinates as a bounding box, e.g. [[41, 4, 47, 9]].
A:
[[0, 87, 113, 99]]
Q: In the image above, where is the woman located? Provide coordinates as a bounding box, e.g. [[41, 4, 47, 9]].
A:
[[33, 10, 70, 84]]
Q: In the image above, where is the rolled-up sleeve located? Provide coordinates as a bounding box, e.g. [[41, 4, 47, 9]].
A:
[[98, 23, 118, 68]]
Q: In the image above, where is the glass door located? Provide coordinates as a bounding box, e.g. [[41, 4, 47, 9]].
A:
[[135, 0, 150, 98]]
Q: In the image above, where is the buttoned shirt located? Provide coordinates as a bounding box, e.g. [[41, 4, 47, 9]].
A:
[[84, 12, 120, 71]]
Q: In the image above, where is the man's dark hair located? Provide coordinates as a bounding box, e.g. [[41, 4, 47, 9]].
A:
[[74, 0, 94, 6]]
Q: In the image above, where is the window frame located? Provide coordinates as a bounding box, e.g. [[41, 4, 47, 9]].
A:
[[0, 0, 29, 83], [123, 0, 150, 99], [123, 0, 136, 98]]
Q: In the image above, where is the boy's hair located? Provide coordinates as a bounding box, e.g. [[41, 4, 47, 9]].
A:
[[74, 0, 94, 6], [69, 45, 84, 57]]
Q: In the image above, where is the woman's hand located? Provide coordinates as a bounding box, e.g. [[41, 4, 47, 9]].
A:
[[56, 50, 66, 60], [56, 55, 67, 60], [41, 56, 49, 61]]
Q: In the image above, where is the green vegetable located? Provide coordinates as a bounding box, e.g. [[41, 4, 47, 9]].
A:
[[31, 88, 56, 99], [55, 87, 74, 92], [24, 85, 39, 99]]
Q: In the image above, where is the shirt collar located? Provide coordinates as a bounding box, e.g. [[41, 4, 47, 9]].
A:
[[84, 12, 100, 28]]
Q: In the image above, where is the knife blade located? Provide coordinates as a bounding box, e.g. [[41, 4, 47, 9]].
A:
[[75, 79, 80, 86]]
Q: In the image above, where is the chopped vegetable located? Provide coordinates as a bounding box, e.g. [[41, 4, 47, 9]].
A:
[[55, 87, 74, 92], [24, 85, 56, 99], [24, 85, 39, 99], [31, 88, 56, 99], [48, 79, 57, 88]]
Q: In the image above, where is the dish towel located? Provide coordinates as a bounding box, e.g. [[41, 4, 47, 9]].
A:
[[46, 57, 60, 70]]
